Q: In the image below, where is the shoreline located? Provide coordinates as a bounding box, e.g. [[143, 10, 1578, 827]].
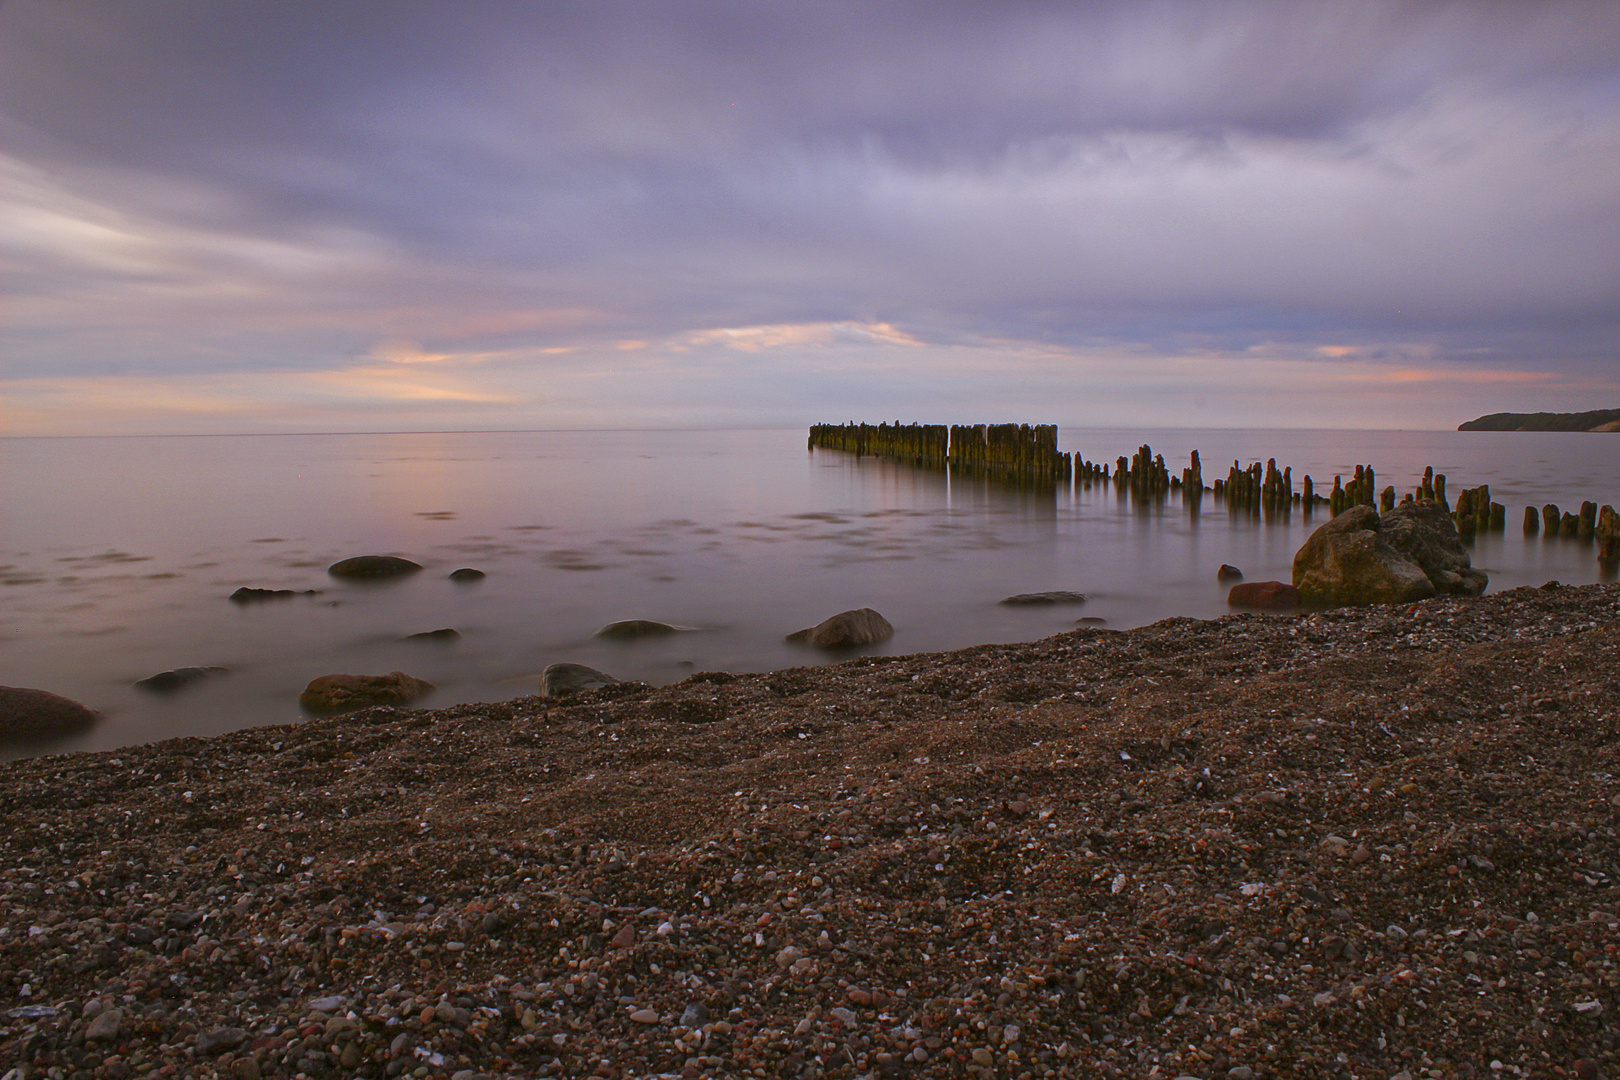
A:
[[2, 583, 1618, 1079]]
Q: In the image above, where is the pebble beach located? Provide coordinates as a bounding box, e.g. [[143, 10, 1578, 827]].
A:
[[2, 583, 1618, 1080]]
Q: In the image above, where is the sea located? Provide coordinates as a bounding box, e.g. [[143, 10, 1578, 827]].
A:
[[3, 427, 1616, 760]]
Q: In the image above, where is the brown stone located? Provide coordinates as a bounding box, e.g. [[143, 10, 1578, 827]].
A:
[[298, 672, 434, 714], [785, 608, 893, 648], [0, 686, 97, 742], [1227, 581, 1301, 610]]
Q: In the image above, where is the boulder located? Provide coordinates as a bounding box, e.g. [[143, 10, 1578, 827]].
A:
[[1217, 564, 1244, 583], [1227, 581, 1302, 610], [595, 619, 680, 640], [1378, 500, 1487, 596], [1292, 503, 1485, 606], [135, 666, 229, 692], [298, 671, 433, 714], [448, 567, 486, 581], [327, 555, 422, 579], [541, 663, 619, 698], [786, 608, 894, 648], [401, 628, 460, 642], [0, 686, 98, 742], [999, 591, 1088, 606]]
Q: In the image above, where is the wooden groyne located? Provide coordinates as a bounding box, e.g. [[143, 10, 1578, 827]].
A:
[[808, 426, 1619, 565], [808, 423, 1071, 486]]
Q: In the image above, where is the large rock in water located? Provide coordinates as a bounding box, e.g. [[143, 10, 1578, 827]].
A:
[[0, 687, 98, 742], [299, 672, 433, 714], [785, 608, 893, 649], [327, 555, 422, 579], [541, 663, 619, 697], [1293, 503, 1487, 606]]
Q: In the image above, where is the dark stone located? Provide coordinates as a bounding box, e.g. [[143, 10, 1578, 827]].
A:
[[1227, 581, 1302, 610], [327, 555, 422, 579], [135, 667, 229, 692], [999, 591, 1088, 606], [1216, 564, 1244, 582], [0, 686, 98, 742], [595, 619, 681, 640], [229, 587, 317, 603], [1075, 617, 1108, 625], [402, 628, 460, 642], [541, 663, 619, 698], [785, 608, 894, 648], [195, 1028, 247, 1056], [448, 568, 485, 581], [298, 672, 433, 714]]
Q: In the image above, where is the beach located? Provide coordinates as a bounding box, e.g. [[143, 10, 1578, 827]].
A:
[[1, 582, 1617, 1079]]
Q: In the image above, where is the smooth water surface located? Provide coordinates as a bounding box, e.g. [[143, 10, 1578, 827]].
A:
[[2, 427, 1616, 758]]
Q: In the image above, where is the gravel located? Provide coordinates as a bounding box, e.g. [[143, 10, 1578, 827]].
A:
[[1, 581, 1617, 1080]]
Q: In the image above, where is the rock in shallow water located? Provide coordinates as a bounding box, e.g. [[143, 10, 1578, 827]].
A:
[[135, 666, 229, 692], [229, 586, 318, 603], [999, 591, 1088, 606], [1227, 581, 1302, 610], [448, 567, 485, 581], [785, 607, 893, 648], [0, 686, 97, 742], [1217, 564, 1244, 582], [541, 662, 619, 697], [299, 671, 434, 713], [595, 619, 680, 640], [402, 628, 460, 642], [1293, 502, 1486, 606], [327, 555, 422, 579]]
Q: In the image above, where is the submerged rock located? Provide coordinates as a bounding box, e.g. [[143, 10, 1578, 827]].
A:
[[999, 591, 1088, 606], [541, 663, 619, 697], [786, 608, 894, 648], [402, 628, 460, 642], [0, 686, 98, 742], [229, 587, 318, 603], [135, 666, 230, 692], [1293, 503, 1486, 606], [595, 619, 681, 640], [1217, 564, 1244, 582], [1228, 581, 1302, 610], [299, 671, 434, 714], [327, 555, 422, 579], [448, 567, 486, 581]]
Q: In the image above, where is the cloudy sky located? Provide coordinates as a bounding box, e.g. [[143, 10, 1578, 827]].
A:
[[3, 1, 1618, 435]]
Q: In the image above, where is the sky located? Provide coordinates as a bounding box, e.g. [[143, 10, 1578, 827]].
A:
[[2, 1, 1618, 436]]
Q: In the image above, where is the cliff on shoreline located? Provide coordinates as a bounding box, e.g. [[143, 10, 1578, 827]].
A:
[[1, 584, 1617, 1079], [1458, 409, 1620, 432]]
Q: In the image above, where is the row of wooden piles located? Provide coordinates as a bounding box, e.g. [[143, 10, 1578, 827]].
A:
[[1526, 500, 1620, 561], [807, 426, 1619, 566], [807, 423, 1071, 486]]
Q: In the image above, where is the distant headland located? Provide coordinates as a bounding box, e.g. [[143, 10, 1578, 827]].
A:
[[1458, 408, 1620, 432]]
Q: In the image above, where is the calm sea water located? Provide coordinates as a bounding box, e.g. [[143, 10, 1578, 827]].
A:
[[2, 427, 1616, 759]]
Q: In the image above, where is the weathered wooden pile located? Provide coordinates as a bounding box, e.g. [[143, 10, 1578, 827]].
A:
[[808, 423, 1071, 486]]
